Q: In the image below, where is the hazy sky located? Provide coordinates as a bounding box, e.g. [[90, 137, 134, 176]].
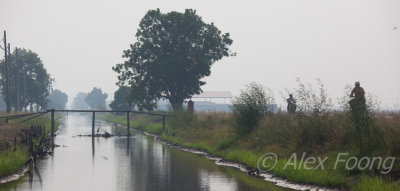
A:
[[1, 0, 399, 109]]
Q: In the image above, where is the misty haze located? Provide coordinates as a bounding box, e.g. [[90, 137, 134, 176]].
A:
[[0, 1, 399, 191]]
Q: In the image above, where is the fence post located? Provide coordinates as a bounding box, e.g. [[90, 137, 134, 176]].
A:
[[127, 111, 130, 136], [92, 111, 95, 157], [51, 109, 55, 145], [92, 111, 95, 137]]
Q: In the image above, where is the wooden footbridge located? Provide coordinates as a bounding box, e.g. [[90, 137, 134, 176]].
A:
[[1, 109, 168, 143]]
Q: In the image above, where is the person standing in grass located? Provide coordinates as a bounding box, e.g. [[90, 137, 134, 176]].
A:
[[350, 81, 365, 100], [349, 81, 371, 153], [349, 81, 366, 112], [287, 94, 297, 114]]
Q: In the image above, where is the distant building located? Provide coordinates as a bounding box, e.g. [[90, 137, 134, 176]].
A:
[[189, 91, 233, 112], [155, 91, 279, 113], [192, 91, 233, 104]]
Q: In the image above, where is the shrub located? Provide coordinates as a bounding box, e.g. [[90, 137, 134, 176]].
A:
[[287, 78, 333, 114], [232, 82, 274, 135]]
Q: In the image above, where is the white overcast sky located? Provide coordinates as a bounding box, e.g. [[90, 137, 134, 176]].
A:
[[1, 0, 399, 109]]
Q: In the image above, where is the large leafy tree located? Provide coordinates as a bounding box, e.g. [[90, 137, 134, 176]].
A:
[[85, 87, 108, 110], [109, 86, 132, 111], [113, 9, 234, 111], [0, 48, 53, 111], [47, 89, 68, 110]]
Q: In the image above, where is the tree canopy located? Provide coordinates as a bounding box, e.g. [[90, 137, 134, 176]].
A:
[[113, 9, 233, 111], [47, 89, 68, 110], [85, 87, 108, 110], [0, 48, 53, 111], [109, 86, 132, 111]]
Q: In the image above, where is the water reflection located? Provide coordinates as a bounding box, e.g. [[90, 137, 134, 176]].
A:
[[0, 114, 291, 191], [92, 137, 95, 157], [199, 170, 238, 191]]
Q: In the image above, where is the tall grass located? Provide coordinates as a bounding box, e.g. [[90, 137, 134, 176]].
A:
[[99, 113, 164, 135], [168, 111, 400, 188], [0, 147, 29, 177], [0, 113, 60, 178], [353, 175, 400, 191], [100, 111, 400, 189]]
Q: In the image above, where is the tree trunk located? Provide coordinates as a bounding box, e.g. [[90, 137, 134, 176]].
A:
[[169, 99, 184, 112]]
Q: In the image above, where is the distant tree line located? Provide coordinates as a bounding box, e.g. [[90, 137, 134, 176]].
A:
[[70, 87, 108, 110], [85, 87, 108, 110], [71, 92, 89, 110], [69, 87, 131, 112], [109, 86, 131, 111], [0, 48, 53, 112], [47, 89, 68, 110]]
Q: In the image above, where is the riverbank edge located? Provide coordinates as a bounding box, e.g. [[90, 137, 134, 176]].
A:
[[0, 128, 61, 184], [154, 136, 343, 191], [0, 158, 33, 184], [103, 119, 345, 191]]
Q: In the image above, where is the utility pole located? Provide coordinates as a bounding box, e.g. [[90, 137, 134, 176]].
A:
[[3, 31, 10, 113], [23, 68, 26, 112], [7, 43, 11, 112], [16, 48, 20, 111]]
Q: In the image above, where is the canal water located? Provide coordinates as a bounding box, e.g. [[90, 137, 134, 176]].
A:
[[0, 114, 291, 191]]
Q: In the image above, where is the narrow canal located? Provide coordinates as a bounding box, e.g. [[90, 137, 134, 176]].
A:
[[0, 114, 291, 191]]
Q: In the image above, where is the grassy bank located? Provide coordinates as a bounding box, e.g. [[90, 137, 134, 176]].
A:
[[99, 113, 164, 135], [0, 147, 29, 178], [100, 112, 400, 190], [0, 112, 61, 178]]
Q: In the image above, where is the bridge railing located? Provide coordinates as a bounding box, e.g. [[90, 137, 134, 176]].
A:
[[1, 109, 169, 146]]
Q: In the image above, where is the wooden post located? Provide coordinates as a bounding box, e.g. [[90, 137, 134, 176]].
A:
[[3, 31, 10, 113], [23, 67, 26, 112], [127, 111, 130, 136], [162, 115, 166, 132], [92, 111, 95, 157], [51, 109, 55, 145], [92, 111, 95, 137], [7, 43, 11, 112], [15, 48, 20, 111], [92, 135, 95, 157]]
